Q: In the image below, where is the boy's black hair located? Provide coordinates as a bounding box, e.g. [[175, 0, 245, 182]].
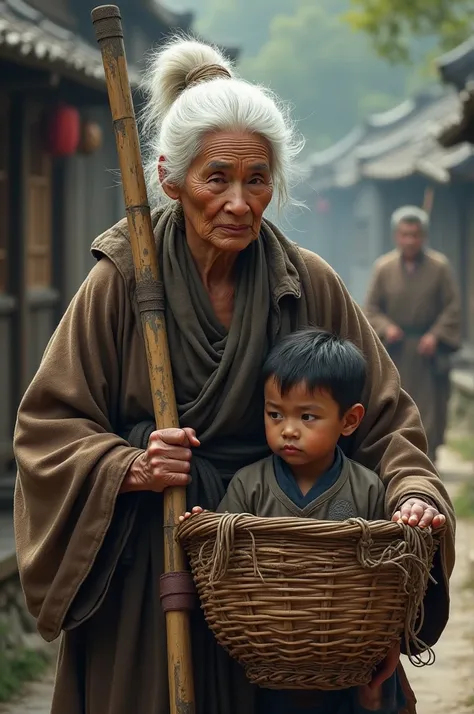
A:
[[262, 329, 367, 415]]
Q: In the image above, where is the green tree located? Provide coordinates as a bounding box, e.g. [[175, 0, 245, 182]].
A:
[[345, 0, 474, 63]]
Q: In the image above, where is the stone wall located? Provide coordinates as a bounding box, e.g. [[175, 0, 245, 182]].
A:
[[0, 561, 46, 654], [450, 367, 474, 436], [0, 556, 57, 704]]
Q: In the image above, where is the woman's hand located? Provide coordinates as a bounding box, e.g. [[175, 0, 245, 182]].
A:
[[392, 498, 446, 529], [179, 506, 205, 523], [367, 641, 400, 691], [120, 427, 200, 493], [357, 642, 400, 710]]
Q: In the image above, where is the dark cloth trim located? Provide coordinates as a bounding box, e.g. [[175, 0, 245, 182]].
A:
[[160, 572, 196, 613]]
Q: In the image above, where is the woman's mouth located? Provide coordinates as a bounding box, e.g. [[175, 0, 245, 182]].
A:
[[218, 225, 250, 233]]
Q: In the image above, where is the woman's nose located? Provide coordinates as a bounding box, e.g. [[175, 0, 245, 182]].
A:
[[224, 185, 251, 216]]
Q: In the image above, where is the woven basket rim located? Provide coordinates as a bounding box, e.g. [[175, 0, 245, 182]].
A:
[[177, 511, 440, 544], [177, 511, 440, 684]]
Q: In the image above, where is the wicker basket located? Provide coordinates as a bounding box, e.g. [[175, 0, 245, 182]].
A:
[[177, 513, 440, 690]]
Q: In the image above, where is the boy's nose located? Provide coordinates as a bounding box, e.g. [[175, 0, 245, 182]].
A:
[[282, 423, 299, 438]]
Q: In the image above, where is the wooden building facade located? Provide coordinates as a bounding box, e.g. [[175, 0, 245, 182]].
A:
[[437, 38, 474, 355], [0, 0, 203, 501]]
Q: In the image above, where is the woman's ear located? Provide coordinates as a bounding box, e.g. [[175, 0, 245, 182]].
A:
[[158, 155, 180, 200], [341, 403, 365, 437], [157, 155, 167, 185]]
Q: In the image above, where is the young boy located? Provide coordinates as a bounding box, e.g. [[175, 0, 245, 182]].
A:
[[181, 329, 406, 713]]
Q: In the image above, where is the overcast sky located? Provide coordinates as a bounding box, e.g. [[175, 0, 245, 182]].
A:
[[162, 0, 195, 11]]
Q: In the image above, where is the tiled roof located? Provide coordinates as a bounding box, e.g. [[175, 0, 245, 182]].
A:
[[437, 36, 474, 90], [0, 0, 140, 88], [362, 138, 474, 184], [360, 90, 474, 181], [307, 94, 437, 173], [306, 127, 365, 170], [438, 86, 474, 147], [307, 88, 474, 189], [357, 92, 458, 161]]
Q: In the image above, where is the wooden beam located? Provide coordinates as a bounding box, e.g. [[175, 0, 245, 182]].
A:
[[0, 72, 61, 92], [8, 95, 30, 416], [52, 160, 66, 322], [0, 46, 107, 92]]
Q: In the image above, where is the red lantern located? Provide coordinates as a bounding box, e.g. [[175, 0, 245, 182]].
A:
[[45, 103, 80, 157]]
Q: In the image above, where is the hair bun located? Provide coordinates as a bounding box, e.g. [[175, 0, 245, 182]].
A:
[[141, 37, 234, 128], [185, 63, 232, 88]]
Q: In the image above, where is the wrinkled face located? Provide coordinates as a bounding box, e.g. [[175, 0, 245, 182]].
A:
[[164, 131, 273, 254], [264, 379, 358, 469], [395, 220, 425, 261]]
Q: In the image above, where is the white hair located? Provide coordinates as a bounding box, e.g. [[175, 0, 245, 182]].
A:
[[391, 205, 430, 232], [139, 36, 304, 210]]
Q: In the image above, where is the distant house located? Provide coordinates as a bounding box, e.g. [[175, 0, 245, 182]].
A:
[[436, 38, 474, 350], [0, 0, 116, 500], [0, 0, 238, 501]]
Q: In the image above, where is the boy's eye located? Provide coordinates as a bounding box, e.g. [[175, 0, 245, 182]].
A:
[[302, 414, 316, 422], [267, 411, 282, 420]]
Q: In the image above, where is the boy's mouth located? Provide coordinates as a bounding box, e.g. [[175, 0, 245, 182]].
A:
[[281, 444, 302, 454]]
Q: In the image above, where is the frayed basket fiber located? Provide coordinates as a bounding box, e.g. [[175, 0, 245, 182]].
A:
[[177, 513, 441, 690]]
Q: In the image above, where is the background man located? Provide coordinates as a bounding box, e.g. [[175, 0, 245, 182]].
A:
[[365, 205, 461, 464]]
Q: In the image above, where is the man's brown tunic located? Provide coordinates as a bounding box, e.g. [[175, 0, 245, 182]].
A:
[[365, 248, 461, 458]]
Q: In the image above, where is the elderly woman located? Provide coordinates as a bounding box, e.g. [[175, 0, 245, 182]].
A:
[[14, 38, 453, 714]]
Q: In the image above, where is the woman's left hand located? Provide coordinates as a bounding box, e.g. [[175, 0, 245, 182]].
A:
[[365, 641, 400, 692], [392, 498, 446, 529]]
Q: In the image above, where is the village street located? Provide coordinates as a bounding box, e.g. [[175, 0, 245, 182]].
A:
[[0, 0, 473, 712], [1, 447, 473, 714], [403, 446, 474, 714]]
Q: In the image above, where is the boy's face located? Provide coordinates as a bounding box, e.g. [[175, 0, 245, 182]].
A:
[[264, 378, 364, 470]]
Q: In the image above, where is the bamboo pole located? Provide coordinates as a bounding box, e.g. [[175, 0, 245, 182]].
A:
[[91, 7, 195, 713]]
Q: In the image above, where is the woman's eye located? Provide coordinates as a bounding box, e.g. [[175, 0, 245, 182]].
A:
[[249, 176, 265, 184], [208, 176, 226, 184]]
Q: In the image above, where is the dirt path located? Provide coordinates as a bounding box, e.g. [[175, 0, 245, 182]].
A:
[[0, 669, 56, 714], [403, 447, 474, 714], [404, 514, 474, 713], [2, 449, 474, 714]]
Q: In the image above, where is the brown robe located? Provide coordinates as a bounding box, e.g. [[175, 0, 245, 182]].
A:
[[13, 208, 455, 714], [364, 248, 462, 459]]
